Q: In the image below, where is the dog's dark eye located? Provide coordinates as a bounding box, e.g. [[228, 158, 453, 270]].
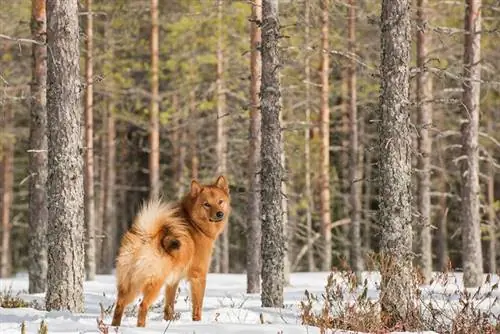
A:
[[218, 200, 224, 205], [203, 202, 211, 208]]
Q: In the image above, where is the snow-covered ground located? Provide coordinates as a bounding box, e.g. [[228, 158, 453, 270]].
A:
[[1, 271, 498, 334]]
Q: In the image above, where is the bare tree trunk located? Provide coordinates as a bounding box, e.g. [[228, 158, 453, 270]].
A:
[[416, 0, 433, 284], [46, 0, 85, 312], [280, 110, 290, 285], [486, 112, 496, 274], [460, 0, 483, 287], [319, 0, 332, 272], [347, 0, 363, 279], [189, 90, 199, 181], [247, 0, 262, 294], [0, 106, 13, 278], [173, 93, 187, 200], [378, 0, 417, 326], [260, 0, 284, 308], [216, 0, 229, 274], [363, 149, 372, 253], [304, 0, 314, 273], [28, 0, 48, 292], [149, 0, 160, 199], [436, 155, 449, 272], [101, 104, 116, 274], [84, 0, 96, 281]]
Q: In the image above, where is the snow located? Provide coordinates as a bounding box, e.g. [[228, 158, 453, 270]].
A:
[[1, 271, 498, 334]]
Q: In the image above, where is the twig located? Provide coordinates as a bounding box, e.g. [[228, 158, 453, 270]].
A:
[[0, 34, 45, 46]]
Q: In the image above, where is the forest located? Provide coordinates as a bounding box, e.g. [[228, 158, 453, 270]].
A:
[[0, 0, 499, 333]]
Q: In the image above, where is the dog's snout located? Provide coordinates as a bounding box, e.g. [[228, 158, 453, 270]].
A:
[[216, 211, 224, 219]]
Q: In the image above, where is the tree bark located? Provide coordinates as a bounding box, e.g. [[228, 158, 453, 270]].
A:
[[347, 0, 363, 279], [247, 0, 262, 294], [28, 0, 48, 292], [260, 0, 284, 308], [149, 0, 160, 199], [378, 0, 417, 326], [0, 106, 13, 278], [101, 104, 116, 274], [460, 0, 483, 287], [189, 89, 199, 181], [416, 0, 433, 284], [304, 0, 314, 273], [319, 0, 332, 272], [486, 111, 496, 274], [216, 0, 229, 274], [84, 0, 96, 281], [173, 93, 187, 200], [436, 156, 449, 272], [46, 0, 85, 312]]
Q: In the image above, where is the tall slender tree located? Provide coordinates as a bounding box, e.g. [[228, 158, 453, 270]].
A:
[[304, 0, 314, 273], [416, 0, 433, 284], [347, 0, 363, 279], [45, 0, 85, 311], [486, 110, 496, 274], [84, 0, 96, 281], [460, 0, 483, 287], [378, 0, 416, 326], [247, 0, 262, 294], [28, 0, 48, 293], [320, 0, 332, 272], [0, 106, 13, 278], [149, 0, 160, 199], [216, 0, 229, 274], [260, 0, 284, 307]]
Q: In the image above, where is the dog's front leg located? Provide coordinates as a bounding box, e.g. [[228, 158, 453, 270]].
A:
[[189, 276, 206, 321]]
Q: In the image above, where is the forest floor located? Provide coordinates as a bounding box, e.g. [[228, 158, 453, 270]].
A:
[[1, 271, 498, 333]]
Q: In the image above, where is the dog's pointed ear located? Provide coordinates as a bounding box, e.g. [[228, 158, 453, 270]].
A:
[[190, 180, 202, 197], [215, 175, 229, 193]]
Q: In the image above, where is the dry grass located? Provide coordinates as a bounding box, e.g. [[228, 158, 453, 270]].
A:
[[299, 258, 500, 334]]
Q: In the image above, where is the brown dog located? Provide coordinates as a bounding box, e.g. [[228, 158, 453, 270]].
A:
[[111, 176, 231, 327]]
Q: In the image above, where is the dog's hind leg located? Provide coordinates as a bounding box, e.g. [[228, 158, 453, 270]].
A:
[[163, 280, 180, 321], [111, 287, 136, 327], [137, 280, 163, 327]]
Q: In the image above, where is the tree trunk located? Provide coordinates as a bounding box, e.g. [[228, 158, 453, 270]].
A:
[[260, 0, 284, 308], [149, 0, 160, 199], [101, 104, 116, 274], [216, 0, 229, 274], [281, 110, 290, 285], [319, 0, 332, 272], [486, 111, 496, 274], [304, 0, 314, 273], [46, 0, 85, 312], [28, 0, 48, 292], [378, 0, 417, 326], [173, 93, 187, 200], [415, 0, 433, 284], [0, 106, 13, 278], [84, 0, 96, 281], [189, 90, 199, 181], [460, 0, 483, 287], [436, 156, 449, 272], [347, 0, 363, 279], [247, 0, 262, 294]]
